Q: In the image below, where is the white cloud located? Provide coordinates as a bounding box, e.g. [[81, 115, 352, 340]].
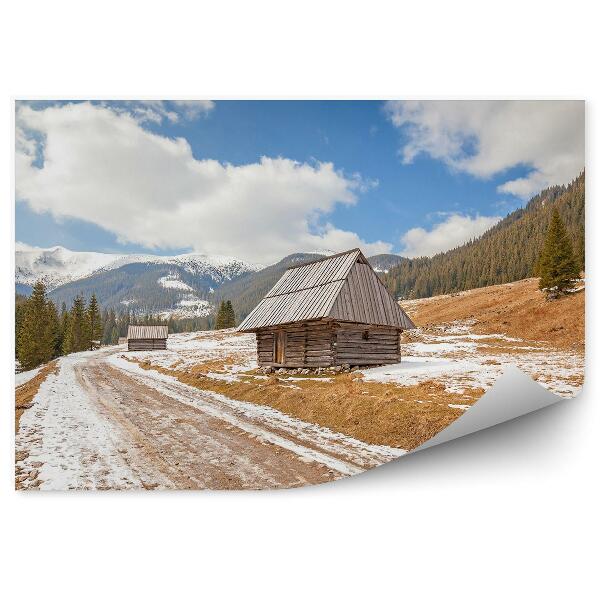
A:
[[400, 213, 501, 258], [109, 100, 215, 125], [15, 102, 390, 264], [170, 100, 215, 120], [385, 100, 584, 199]]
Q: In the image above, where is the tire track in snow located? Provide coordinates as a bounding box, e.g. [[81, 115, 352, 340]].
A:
[[108, 353, 406, 474]]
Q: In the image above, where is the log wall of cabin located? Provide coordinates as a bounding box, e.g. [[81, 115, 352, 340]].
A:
[[255, 320, 402, 367], [256, 322, 336, 368], [334, 322, 401, 366], [128, 339, 168, 351]]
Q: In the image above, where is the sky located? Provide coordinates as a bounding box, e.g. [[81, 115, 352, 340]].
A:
[[15, 100, 584, 264]]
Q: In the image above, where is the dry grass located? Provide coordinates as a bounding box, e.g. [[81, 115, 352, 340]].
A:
[[191, 355, 249, 374], [404, 277, 584, 353], [133, 359, 483, 450], [15, 361, 58, 433]]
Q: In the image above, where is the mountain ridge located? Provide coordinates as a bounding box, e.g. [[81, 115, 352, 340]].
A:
[[16, 244, 262, 291]]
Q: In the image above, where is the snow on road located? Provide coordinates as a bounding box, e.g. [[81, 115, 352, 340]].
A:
[[108, 353, 405, 471], [16, 347, 404, 490], [16, 351, 148, 490]]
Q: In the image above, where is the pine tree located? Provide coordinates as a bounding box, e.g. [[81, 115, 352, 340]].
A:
[[15, 294, 28, 359], [537, 208, 580, 298], [63, 295, 89, 354], [16, 281, 56, 370], [225, 300, 236, 327], [86, 293, 103, 350], [110, 324, 120, 344], [59, 302, 70, 355], [119, 311, 131, 338], [167, 315, 175, 334], [575, 226, 585, 273], [102, 309, 116, 345], [215, 301, 228, 329], [47, 300, 61, 358]]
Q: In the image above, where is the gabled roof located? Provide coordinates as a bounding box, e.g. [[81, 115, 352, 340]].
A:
[[238, 249, 415, 332], [127, 325, 169, 339]]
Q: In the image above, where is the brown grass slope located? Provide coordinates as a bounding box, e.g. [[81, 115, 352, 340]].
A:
[[403, 277, 584, 352]]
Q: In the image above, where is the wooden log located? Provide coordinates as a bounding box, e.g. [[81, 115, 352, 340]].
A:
[[339, 354, 399, 361], [336, 341, 398, 348], [338, 332, 398, 340], [337, 349, 398, 356], [337, 359, 400, 365]]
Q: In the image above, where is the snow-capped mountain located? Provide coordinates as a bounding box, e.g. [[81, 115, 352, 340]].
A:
[[15, 243, 262, 291], [16, 243, 264, 319], [15, 244, 403, 322], [16, 244, 125, 290]]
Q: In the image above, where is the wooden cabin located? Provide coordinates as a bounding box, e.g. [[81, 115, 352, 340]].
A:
[[127, 325, 168, 351], [237, 248, 415, 368]]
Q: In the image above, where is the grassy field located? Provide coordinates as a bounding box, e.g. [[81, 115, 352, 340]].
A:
[[403, 277, 585, 352]]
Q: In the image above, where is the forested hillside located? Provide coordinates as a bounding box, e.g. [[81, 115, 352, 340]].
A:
[[382, 173, 585, 299]]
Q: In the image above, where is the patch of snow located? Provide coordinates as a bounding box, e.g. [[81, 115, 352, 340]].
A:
[[158, 273, 193, 291], [15, 365, 42, 387], [364, 320, 584, 397], [361, 357, 493, 393], [128, 330, 257, 375], [158, 296, 213, 319], [304, 248, 336, 257], [15, 354, 145, 490]]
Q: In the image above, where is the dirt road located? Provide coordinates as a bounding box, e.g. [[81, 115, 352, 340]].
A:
[[15, 348, 404, 490]]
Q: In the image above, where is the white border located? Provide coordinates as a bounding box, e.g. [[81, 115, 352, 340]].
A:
[[2, 2, 597, 599]]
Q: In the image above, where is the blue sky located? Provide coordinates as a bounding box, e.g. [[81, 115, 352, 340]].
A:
[[15, 100, 584, 262]]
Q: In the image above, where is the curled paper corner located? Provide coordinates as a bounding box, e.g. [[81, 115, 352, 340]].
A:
[[413, 365, 564, 453]]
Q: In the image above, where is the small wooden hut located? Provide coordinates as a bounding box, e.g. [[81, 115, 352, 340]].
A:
[[118, 337, 127, 345], [127, 325, 168, 351], [237, 248, 415, 368]]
